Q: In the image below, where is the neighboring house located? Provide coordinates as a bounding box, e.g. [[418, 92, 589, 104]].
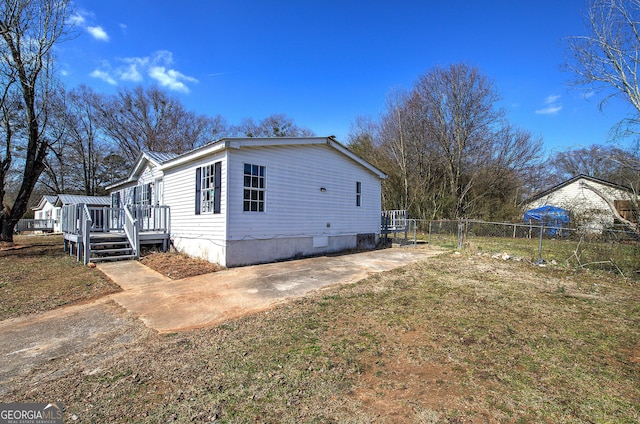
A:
[[32, 195, 60, 232], [55, 194, 112, 228], [108, 136, 387, 267], [27, 194, 111, 233], [523, 174, 635, 230]]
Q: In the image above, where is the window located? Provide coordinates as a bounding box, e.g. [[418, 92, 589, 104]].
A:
[[195, 162, 221, 214], [132, 184, 151, 206], [111, 192, 121, 208], [356, 181, 362, 207], [243, 163, 265, 212]]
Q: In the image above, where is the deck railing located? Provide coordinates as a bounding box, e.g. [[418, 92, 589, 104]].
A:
[[381, 209, 408, 231], [15, 219, 55, 232], [123, 206, 139, 259], [81, 204, 93, 265], [61, 204, 170, 236], [61, 204, 170, 264]]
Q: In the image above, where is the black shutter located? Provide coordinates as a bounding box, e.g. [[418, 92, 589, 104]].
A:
[[146, 183, 152, 205], [195, 167, 201, 215], [214, 162, 221, 214]]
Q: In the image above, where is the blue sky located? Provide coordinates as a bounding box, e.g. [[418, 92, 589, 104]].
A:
[[58, 0, 635, 155]]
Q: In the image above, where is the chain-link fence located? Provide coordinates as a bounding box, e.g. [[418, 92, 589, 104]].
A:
[[420, 219, 640, 278]]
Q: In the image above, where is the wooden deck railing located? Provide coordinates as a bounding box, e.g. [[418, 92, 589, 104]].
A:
[[61, 204, 170, 264], [123, 206, 139, 259]]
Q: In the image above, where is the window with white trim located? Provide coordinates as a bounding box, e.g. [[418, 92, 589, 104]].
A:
[[243, 163, 265, 212], [356, 181, 362, 207]]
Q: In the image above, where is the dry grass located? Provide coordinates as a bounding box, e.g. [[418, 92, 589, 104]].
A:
[[140, 250, 223, 279], [0, 234, 121, 320], [2, 248, 639, 422]]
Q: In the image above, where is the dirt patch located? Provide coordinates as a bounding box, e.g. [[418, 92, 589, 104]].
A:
[[139, 251, 223, 280]]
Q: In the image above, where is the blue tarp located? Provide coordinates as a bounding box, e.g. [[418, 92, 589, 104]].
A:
[[523, 205, 570, 236]]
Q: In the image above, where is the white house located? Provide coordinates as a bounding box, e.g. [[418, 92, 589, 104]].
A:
[[108, 137, 387, 267], [523, 174, 635, 230], [32, 195, 60, 232]]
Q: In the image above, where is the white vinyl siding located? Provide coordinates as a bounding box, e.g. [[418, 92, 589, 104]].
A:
[[226, 144, 381, 240], [163, 152, 228, 245]]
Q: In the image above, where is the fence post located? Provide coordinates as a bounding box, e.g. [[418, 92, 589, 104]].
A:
[[537, 224, 544, 264], [457, 220, 464, 250], [428, 220, 432, 245]]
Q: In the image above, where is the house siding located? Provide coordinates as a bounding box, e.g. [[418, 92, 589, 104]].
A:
[[224, 144, 381, 266], [163, 152, 228, 265]]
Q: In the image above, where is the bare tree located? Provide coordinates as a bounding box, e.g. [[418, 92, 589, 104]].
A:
[[231, 114, 315, 138], [367, 64, 543, 221], [567, 0, 640, 135], [0, 0, 73, 243], [95, 85, 228, 163], [549, 144, 639, 185], [566, 0, 640, 231]]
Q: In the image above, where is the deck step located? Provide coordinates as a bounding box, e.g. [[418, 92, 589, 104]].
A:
[[91, 247, 133, 255], [89, 254, 137, 263]]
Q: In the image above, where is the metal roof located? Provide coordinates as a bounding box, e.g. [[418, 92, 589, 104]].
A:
[[145, 151, 178, 164], [55, 194, 111, 206]]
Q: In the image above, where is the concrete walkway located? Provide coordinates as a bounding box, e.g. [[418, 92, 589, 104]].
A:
[[99, 247, 439, 333]]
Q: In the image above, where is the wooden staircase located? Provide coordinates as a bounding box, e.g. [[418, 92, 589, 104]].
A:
[[88, 233, 136, 263]]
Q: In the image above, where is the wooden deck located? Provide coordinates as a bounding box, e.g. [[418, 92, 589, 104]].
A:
[[62, 204, 170, 264]]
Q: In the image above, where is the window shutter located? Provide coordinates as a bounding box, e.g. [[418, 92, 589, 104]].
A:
[[214, 162, 221, 214], [146, 183, 152, 204], [195, 167, 201, 215]]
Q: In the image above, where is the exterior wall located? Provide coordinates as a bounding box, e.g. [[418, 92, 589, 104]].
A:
[[163, 151, 228, 265], [226, 235, 360, 267], [224, 143, 381, 265], [34, 202, 61, 232], [115, 163, 164, 206], [526, 178, 633, 229]]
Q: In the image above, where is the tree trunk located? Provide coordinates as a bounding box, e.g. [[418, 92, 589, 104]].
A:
[[0, 210, 15, 244]]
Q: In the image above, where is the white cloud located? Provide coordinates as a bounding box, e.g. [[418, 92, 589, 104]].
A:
[[87, 25, 109, 41], [544, 94, 561, 104], [149, 66, 197, 93], [535, 94, 562, 115], [118, 57, 148, 82], [90, 69, 117, 85], [90, 50, 198, 92], [67, 13, 86, 26], [535, 105, 563, 115]]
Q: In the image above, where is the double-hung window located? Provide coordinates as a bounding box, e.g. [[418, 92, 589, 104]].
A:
[[356, 181, 362, 207], [243, 163, 265, 212], [195, 162, 222, 214]]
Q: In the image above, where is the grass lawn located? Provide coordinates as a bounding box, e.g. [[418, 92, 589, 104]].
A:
[[1, 237, 638, 422], [0, 234, 121, 320]]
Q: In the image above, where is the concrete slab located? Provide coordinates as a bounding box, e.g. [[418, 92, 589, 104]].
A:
[[99, 247, 441, 333]]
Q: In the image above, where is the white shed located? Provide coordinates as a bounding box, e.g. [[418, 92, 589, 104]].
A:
[[109, 137, 387, 267], [523, 174, 635, 230]]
